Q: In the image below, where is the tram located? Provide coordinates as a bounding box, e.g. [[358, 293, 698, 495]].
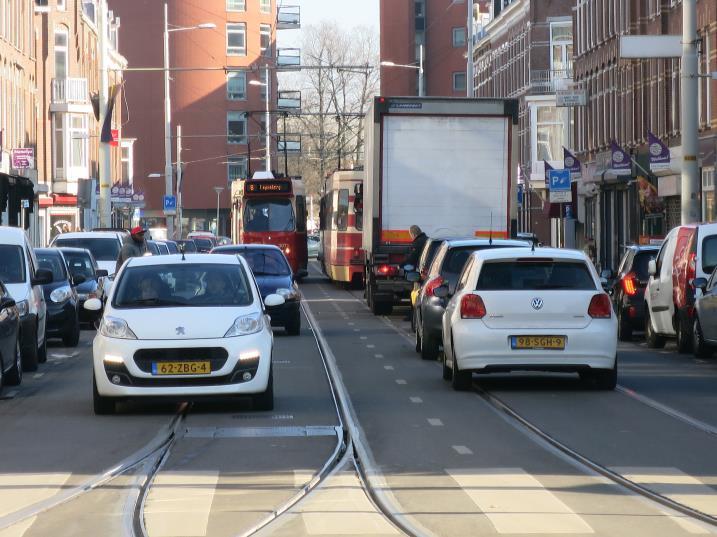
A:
[[319, 170, 365, 287], [231, 172, 308, 277]]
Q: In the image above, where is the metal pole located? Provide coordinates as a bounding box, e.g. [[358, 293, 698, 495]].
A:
[[283, 112, 288, 176], [466, 0, 473, 97], [163, 3, 175, 237], [98, 0, 112, 227], [265, 64, 271, 172], [418, 44, 424, 97], [176, 124, 182, 239], [681, 0, 700, 224], [216, 190, 220, 234]]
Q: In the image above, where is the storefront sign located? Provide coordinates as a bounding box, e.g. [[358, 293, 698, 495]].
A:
[[610, 141, 631, 176], [11, 148, 34, 169], [563, 147, 582, 179], [648, 131, 671, 171], [556, 89, 587, 107]]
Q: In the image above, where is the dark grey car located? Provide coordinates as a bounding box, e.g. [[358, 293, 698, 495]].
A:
[[413, 239, 530, 360], [692, 269, 717, 358]]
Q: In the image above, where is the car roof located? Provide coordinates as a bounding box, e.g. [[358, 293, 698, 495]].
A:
[[125, 253, 243, 267], [470, 247, 590, 262], [53, 231, 122, 240], [443, 239, 532, 248], [57, 246, 92, 254], [213, 244, 281, 252], [627, 245, 660, 252], [0, 226, 29, 245], [35, 248, 63, 256]]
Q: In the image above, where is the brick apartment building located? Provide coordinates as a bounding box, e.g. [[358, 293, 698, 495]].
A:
[[112, 0, 294, 237], [573, 0, 716, 271], [380, 0, 473, 97]]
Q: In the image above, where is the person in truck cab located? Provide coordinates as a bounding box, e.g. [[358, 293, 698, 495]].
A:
[[404, 226, 429, 269]]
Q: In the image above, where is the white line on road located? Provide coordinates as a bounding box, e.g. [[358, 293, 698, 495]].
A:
[[409, 397, 423, 404], [374, 354, 384, 358], [427, 418, 443, 427], [452, 446, 473, 456], [32, 373, 44, 379], [395, 379, 407, 385], [383, 365, 394, 371], [360, 336, 367, 340], [366, 344, 375, 349]]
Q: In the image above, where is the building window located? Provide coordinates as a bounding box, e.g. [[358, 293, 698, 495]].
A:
[[227, 112, 247, 144], [550, 22, 572, 75], [57, 0, 65, 10], [55, 27, 68, 79], [226, 0, 245, 11], [120, 142, 134, 183], [260, 24, 272, 57], [452, 27, 466, 48], [82, 0, 97, 23], [226, 23, 246, 56], [227, 157, 247, 182], [69, 114, 88, 168], [260, 0, 270, 13], [53, 117, 64, 177], [227, 71, 246, 100], [453, 72, 466, 92], [536, 105, 563, 162], [259, 68, 267, 99]]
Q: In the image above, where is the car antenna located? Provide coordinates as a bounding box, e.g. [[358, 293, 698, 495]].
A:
[[489, 212, 493, 245], [179, 242, 186, 261], [531, 238, 536, 253]]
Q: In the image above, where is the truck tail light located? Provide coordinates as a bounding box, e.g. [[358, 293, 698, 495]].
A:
[[424, 276, 444, 297], [460, 294, 486, 319], [588, 294, 612, 319], [621, 272, 638, 296], [375, 264, 399, 277]]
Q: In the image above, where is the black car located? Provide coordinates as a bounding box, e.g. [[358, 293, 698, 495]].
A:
[[0, 280, 22, 391], [176, 239, 198, 253], [34, 249, 81, 347], [160, 240, 180, 254], [193, 238, 214, 253], [409, 236, 457, 332], [59, 247, 108, 325], [211, 244, 301, 335], [609, 245, 660, 341]]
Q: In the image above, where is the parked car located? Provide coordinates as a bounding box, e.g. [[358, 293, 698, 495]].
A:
[[175, 239, 198, 253], [0, 280, 22, 391], [692, 271, 717, 358], [608, 245, 660, 341], [0, 227, 51, 371], [87, 254, 283, 414], [146, 240, 162, 256], [645, 223, 717, 352], [59, 247, 108, 325], [159, 240, 180, 254], [216, 236, 232, 246], [211, 244, 302, 335], [411, 239, 531, 360], [35, 249, 81, 347], [441, 248, 617, 390], [193, 238, 214, 253], [50, 231, 125, 277]]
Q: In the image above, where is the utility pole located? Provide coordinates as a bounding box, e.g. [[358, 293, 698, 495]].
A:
[[163, 2, 175, 238], [418, 44, 424, 97], [466, 0, 473, 97], [681, 0, 700, 224], [98, 0, 112, 227], [176, 125, 182, 238], [264, 63, 271, 172]]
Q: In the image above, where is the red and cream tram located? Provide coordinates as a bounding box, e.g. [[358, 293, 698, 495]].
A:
[[231, 172, 308, 277], [319, 170, 365, 287]]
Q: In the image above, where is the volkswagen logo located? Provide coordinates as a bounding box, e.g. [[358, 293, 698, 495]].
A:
[[175, 326, 185, 336], [531, 298, 544, 311]]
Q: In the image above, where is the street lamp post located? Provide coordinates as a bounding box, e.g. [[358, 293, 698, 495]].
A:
[[163, 3, 215, 238], [213, 186, 224, 235], [249, 65, 272, 172], [381, 44, 424, 97]]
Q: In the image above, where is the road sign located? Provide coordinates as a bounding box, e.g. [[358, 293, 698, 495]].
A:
[[619, 35, 681, 58], [163, 195, 177, 215], [549, 190, 572, 203], [548, 169, 571, 192], [21, 199, 30, 209], [556, 89, 587, 107]]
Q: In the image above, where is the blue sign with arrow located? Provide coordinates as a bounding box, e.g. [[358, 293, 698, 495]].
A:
[[548, 169, 571, 192]]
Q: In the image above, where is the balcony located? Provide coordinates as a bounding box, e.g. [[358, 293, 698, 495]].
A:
[[277, 91, 301, 110], [277, 5, 300, 29], [278, 137, 301, 153], [277, 48, 301, 69], [51, 78, 91, 112], [530, 69, 573, 94]]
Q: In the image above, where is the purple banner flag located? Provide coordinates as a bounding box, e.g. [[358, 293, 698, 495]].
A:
[[563, 147, 582, 178], [544, 160, 554, 187], [648, 131, 671, 171], [610, 140, 631, 176]]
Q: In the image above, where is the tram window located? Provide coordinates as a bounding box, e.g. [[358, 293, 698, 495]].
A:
[[296, 195, 307, 232], [354, 186, 363, 231], [319, 196, 327, 231], [244, 199, 295, 232], [336, 189, 349, 231]]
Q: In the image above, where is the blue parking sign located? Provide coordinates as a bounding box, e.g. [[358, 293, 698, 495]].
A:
[[548, 169, 571, 192], [163, 195, 177, 215]]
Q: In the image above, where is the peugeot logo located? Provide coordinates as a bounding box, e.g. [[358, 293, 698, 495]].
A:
[[175, 327, 185, 336], [531, 298, 544, 311]]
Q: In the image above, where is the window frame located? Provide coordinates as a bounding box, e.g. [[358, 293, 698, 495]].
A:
[[452, 26, 466, 48], [226, 70, 247, 100], [227, 111, 247, 144], [226, 23, 246, 56], [452, 71, 467, 92], [226, 0, 245, 11]]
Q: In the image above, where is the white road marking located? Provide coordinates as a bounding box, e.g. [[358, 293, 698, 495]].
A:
[[409, 397, 423, 404], [144, 471, 219, 537], [366, 344, 375, 349], [3, 390, 18, 399], [395, 379, 407, 385], [452, 445, 473, 455], [353, 329, 360, 332], [0, 473, 72, 518], [427, 418, 443, 426], [374, 354, 384, 358], [383, 365, 394, 371], [32, 373, 44, 379], [447, 468, 593, 534], [360, 336, 367, 340]]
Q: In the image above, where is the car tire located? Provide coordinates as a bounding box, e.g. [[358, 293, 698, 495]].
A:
[[442, 352, 452, 381], [451, 364, 472, 391], [37, 333, 47, 364], [410, 307, 416, 333], [414, 322, 422, 353], [63, 314, 81, 347], [591, 358, 618, 390], [420, 322, 439, 361], [93, 375, 115, 415], [617, 310, 633, 341], [20, 324, 39, 372], [693, 317, 713, 359], [676, 313, 693, 354], [252, 366, 274, 411], [5, 339, 23, 386], [645, 310, 666, 349], [285, 311, 301, 336]]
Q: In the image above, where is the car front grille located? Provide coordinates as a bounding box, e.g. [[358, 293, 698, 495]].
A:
[[133, 347, 229, 374]]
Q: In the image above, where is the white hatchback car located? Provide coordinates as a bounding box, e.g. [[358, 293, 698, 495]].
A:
[[441, 248, 617, 391], [88, 254, 284, 414]]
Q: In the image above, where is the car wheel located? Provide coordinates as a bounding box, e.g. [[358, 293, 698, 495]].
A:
[[5, 339, 23, 386], [451, 364, 472, 391], [645, 310, 666, 349], [410, 307, 416, 333], [617, 310, 633, 342], [420, 324, 439, 361], [252, 366, 274, 411], [63, 313, 81, 347], [591, 358, 618, 390], [21, 324, 39, 372], [693, 317, 713, 359], [414, 315, 422, 353], [285, 311, 301, 336], [37, 333, 47, 364], [442, 352, 452, 381], [676, 313, 693, 354], [93, 375, 115, 415]]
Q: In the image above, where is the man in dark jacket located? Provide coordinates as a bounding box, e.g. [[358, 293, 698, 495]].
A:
[[115, 226, 148, 274], [404, 225, 428, 269]]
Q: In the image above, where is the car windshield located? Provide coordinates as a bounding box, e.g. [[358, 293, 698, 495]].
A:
[[164, 242, 179, 253], [244, 199, 295, 232], [36, 253, 67, 281], [62, 252, 96, 280], [176, 240, 197, 252], [113, 263, 253, 308], [54, 237, 120, 261], [0, 245, 26, 283], [194, 239, 213, 251], [702, 236, 717, 274], [242, 249, 291, 276], [632, 251, 658, 280], [442, 245, 521, 280], [476, 260, 596, 291]]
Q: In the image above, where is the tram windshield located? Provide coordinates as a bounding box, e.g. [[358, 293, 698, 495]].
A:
[[244, 199, 296, 232]]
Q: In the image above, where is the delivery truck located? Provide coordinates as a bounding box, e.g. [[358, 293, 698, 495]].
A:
[[362, 96, 519, 315]]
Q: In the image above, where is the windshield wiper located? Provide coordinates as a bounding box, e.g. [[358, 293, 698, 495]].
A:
[[120, 297, 187, 307]]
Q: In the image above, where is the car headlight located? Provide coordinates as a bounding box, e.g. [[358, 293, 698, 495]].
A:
[[224, 312, 264, 337], [15, 299, 29, 317], [100, 316, 137, 339], [276, 287, 298, 300], [50, 286, 73, 303]]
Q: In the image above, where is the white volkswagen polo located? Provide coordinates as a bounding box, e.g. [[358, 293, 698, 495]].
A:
[[441, 248, 617, 391], [87, 254, 284, 414]]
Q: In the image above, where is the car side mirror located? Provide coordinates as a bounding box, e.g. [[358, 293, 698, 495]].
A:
[[96, 269, 109, 277], [72, 275, 87, 285], [32, 268, 53, 286], [0, 296, 16, 310], [693, 277, 708, 291], [406, 271, 420, 283], [648, 259, 657, 276], [434, 284, 450, 299], [264, 294, 285, 307], [84, 298, 103, 311]]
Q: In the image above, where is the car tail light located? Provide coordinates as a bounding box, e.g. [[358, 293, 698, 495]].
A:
[[621, 272, 638, 296], [461, 294, 486, 319], [376, 264, 399, 277], [424, 276, 444, 297], [588, 294, 612, 319]]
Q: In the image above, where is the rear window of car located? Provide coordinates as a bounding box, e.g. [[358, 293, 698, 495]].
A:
[[63, 252, 96, 279], [0, 245, 26, 283], [54, 237, 120, 261], [476, 260, 596, 291], [176, 240, 197, 252], [632, 251, 658, 279], [36, 253, 67, 281], [194, 239, 213, 250], [441, 245, 516, 278], [702, 236, 717, 274], [419, 240, 443, 273]]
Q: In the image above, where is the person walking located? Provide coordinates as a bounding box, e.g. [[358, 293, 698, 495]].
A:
[[115, 226, 148, 274], [403, 225, 428, 269]]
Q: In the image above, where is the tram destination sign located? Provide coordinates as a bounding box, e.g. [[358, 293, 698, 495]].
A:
[[245, 179, 292, 195]]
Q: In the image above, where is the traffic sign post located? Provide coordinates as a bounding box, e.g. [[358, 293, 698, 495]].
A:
[[163, 195, 177, 216], [548, 169, 572, 203]]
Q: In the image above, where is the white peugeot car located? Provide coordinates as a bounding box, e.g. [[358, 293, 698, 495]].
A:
[[87, 254, 284, 414], [441, 248, 617, 391]]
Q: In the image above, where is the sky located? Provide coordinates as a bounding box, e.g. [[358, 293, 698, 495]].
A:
[[281, 0, 379, 46]]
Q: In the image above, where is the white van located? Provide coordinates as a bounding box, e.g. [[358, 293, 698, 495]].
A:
[[50, 231, 125, 277], [0, 227, 52, 371]]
